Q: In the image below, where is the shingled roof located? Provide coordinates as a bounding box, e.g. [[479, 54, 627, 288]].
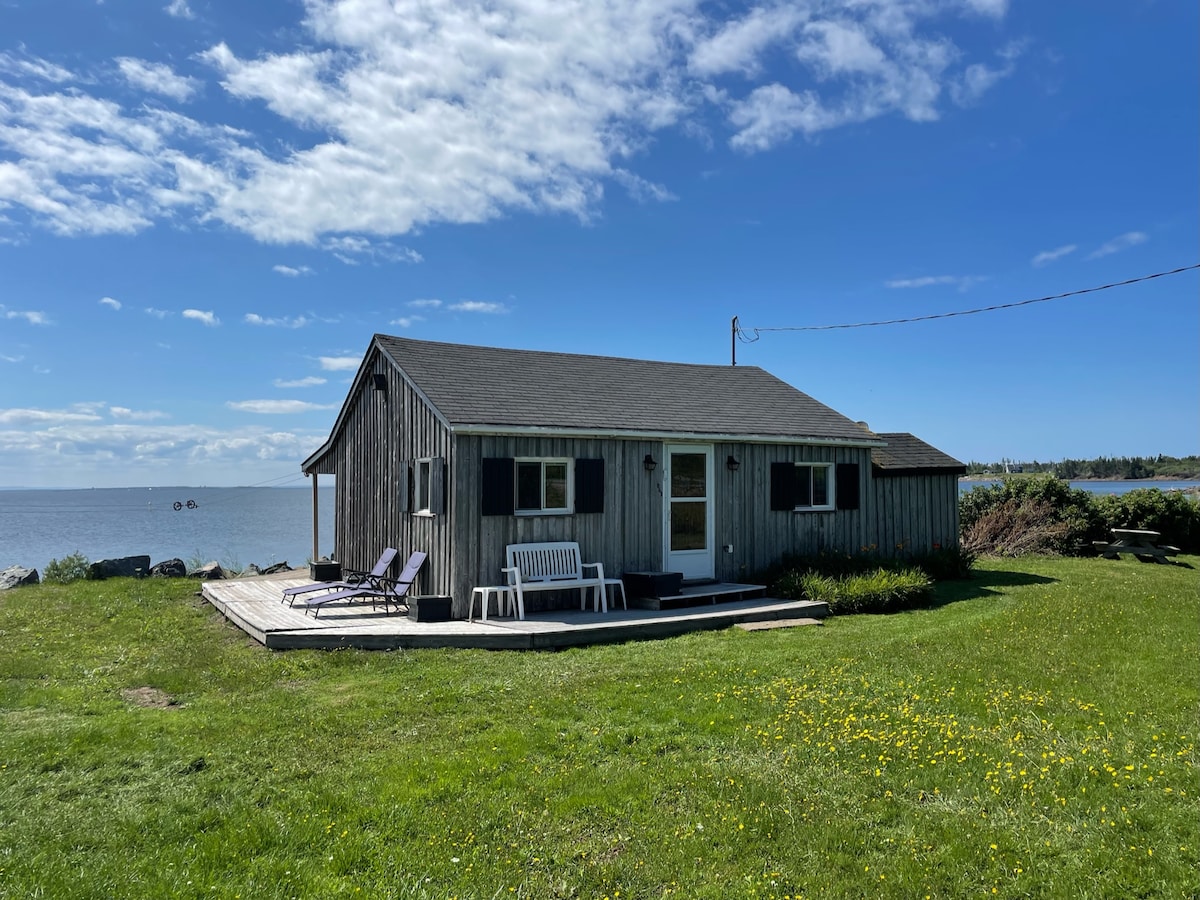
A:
[[374, 335, 881, 444], [872, 433, 966, 475]]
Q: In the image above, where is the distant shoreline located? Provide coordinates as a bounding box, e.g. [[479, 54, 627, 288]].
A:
[[959, 475, 1199, 483]]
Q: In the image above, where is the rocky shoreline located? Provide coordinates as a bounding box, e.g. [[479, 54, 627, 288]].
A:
[[0, 555, 296, 591]]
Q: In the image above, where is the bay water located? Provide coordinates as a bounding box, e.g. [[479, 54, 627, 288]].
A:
[[1, 486, 336, 575]]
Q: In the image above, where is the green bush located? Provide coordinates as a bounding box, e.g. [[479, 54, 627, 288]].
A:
[[960, 475, 1104, 555], [42, 551, 90, 584], [777, 566, 933, 615], [1093, 488, 1200, 553]]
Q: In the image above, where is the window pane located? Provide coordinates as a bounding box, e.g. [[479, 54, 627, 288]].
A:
[[516, 462, 542, 510], [671, 453, 706, 498], [812, 466, 829, 506], [544, 463, 567, 509], [670, 501, 707, 551], [417, 461, 431, 511], [795, 465, 813, 507]]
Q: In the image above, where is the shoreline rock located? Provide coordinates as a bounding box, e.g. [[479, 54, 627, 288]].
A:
[[0, 566, 40, 590]]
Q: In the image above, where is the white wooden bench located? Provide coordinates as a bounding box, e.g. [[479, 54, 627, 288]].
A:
[[502, 541, 617, 618]]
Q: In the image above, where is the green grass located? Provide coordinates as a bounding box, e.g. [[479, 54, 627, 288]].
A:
[[1, 557, 1197, 899]]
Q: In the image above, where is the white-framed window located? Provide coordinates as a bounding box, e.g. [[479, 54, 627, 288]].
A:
[[795, 463, 834, 511], [515, 458, 572, 514], [415, 458, 433, 514]]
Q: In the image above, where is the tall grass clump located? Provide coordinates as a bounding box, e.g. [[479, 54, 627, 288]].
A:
[[41, 551, 90, 584], [788, 567, 933, 614]]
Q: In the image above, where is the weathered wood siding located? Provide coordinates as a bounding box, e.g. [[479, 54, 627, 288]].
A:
[[451, 435, 664, 617], [452, 437, 875, 614], [309, 349, 454, 598], [713, 442, 875, 580], [870, 471, 961, 554]]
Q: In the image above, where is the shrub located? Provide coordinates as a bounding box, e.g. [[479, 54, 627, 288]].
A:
[[799, 567, 933, 615], [1093, 488, 1200, 553], [42, 551, 90, 584], [908, 546, 977, 580], [774, 566, 933, 615], [960, 476, 1104, 554]]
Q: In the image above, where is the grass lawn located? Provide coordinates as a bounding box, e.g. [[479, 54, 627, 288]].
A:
[[0, 556, 1196, 899]]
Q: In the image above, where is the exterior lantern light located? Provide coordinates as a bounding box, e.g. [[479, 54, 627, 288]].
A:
[[726, 455, 740, 472], [643, 454, 657, 472]]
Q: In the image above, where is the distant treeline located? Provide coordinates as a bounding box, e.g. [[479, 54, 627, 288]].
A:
[[965, 455, 1200, 480]]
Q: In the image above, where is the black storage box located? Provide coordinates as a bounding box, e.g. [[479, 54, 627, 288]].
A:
[[309, 559, 342, 582], [622, 571, 684, 599], [407, 595, 452, 623]]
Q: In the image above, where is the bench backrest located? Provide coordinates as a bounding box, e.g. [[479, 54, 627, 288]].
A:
[[506, 541, 584, 583]]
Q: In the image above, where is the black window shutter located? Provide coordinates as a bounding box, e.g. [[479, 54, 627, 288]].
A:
[[430, 456, 446, 515], [836, 463, 860, 511], [481, 457, 515, 516], [398, 462, 412, 513], [770, 462, 797, 511], [574, 459, 604, 514]]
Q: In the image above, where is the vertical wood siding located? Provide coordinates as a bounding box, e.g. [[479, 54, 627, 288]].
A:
[[320, 350, 454, 599], [870, 472, 961, 554]]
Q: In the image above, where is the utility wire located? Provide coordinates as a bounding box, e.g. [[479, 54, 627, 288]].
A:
[[735, 263, 1200, 343]]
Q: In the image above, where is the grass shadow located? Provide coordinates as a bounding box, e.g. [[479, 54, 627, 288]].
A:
[[928, 568, 1058, 609]]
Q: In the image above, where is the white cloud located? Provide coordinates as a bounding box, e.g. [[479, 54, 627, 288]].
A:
[[245, 312, 310, 328], [448, 301, 508, 314], [0, 405, 105, 425], [317, 355, 360, 371], [0, 52, 74, 84], [272, 264, 314, 277], [165, 0, 195, 20], [227, 399, 338, 414], [145, 307, 171, 319], [1031, 244, 1077, 267], [407, 299, 442, 309], [182, 308, 219, 326], [886, 274, 985, 291], [109, 406, 169, 421], [689, 6, 808, 78], [274, 376, 327, 388], [389, 316, 422, 328], [2, 308, 50, 325], [0, 2, 1016, 243], [116, 58, 200, 102], [1088, 231, 1148, 260], [99, 296, 122, 310], [1, 354, 24, 363]]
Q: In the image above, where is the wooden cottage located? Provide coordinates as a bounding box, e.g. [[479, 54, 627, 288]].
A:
[[301, 335, 964, 618]]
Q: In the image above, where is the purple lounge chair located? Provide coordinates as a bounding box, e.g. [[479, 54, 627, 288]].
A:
[[281, 548, 399, 606], [301, 551, 427, 617]]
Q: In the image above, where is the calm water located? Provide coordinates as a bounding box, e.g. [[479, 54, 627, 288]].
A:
[[960, 479, 1200, 496], [0, 486, 336, 574]]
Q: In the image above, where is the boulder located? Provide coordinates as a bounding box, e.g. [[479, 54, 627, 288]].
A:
[[87, 555, 151, 580], [0, 566, 40, 590], [149, 558, 187, 579], [240, 564, 263, 578], [189, 561, 226, 580], [260, 562, 290, 575]]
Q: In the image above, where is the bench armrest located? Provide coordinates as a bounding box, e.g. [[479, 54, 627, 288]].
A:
[[580, 561, 606, 580], [501, 565, 521, 586]]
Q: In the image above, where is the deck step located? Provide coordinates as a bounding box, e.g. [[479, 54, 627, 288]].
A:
[[628, 582, 767, 611]]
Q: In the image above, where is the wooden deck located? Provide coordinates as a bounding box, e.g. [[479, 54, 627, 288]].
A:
[[202, 571, 829, 651]]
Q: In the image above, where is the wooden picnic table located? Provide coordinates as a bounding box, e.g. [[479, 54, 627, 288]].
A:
[[1093, 528, 1180, 562]]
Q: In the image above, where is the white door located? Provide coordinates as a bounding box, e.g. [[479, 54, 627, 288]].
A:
[[664, 445, 714, 580]]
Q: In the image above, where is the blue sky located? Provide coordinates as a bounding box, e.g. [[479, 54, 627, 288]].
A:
[[0, 0, 1195, 488]]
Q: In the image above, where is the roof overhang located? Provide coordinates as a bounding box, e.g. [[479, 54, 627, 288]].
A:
[[452, 423, 886, 447]]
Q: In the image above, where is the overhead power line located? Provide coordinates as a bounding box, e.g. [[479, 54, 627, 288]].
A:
[[733, 263, 1200, 352]]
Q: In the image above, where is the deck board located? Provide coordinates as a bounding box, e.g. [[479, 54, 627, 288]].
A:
[[203, 572, 828, 650]]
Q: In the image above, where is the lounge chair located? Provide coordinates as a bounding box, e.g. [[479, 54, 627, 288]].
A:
[[300, 551, 427, 617], [281, 548, 399, 605]]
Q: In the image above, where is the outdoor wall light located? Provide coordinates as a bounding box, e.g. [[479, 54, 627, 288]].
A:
[[643, 454, 657, 472], [371, 373, 387, 393], [726, 455, 740, 472]]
